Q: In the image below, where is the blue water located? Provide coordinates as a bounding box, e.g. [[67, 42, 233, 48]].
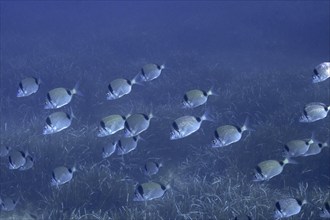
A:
[[0, 2, 329, 219]]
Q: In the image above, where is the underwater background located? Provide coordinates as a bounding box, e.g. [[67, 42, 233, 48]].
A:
[[0, 1, 329, 219]]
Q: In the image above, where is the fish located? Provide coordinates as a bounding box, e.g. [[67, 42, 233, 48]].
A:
[[102, 143, 116, 159], [312, 62, 330, 83], [51, 166, 76, 187], [106, 76, 138, 100], [97, 114, 129, 137], [299, 102, 330, 123], [43, 110, 74, 135], [274, 198, 307, 219], [144, 161, 162, 176], [182, 88, 216, 108], [45, 84, 80, 109], [302, 140, 328, 157], [0, 197, 18, 211], [170, 112, 212, 140], [253, 158, 296, 181], [0, 146, 10, 157], [116, 136, 141, 155], [320, 200, 330, 218], [18, 155, 34, 171], [133, 181, 169, 201], [8, 149, 28, 170], [16, 77, 41, 97], [212, 118, 250, 148], [283, 138, 314, 157], [124, 113, 153, 137], [140, 63, 165, 82]]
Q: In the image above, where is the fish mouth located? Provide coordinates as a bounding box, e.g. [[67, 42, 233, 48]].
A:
[[97, 129, 109, 137], [106, 92, 117, 100], [252, 173, 263, 182], [170, 131, 179, 140], [43, 126, 54, 135]]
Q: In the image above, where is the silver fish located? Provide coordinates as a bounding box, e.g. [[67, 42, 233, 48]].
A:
[[116, 136, 141, 155], [283, 138, 314, 158], [274, 198, 307, 219], [102, 143, 116, 159], [0, 197, 18, 211], [124, 113, 153, 137], [8, 149, 27, 170], [170, 112, 211, 140], [253, 158, 295, 181], [303, 140, 328, 157], [17, 77, 40, 97], [51, 166, 76, 186], [182, 88, 216, 108], [133, 181, 169, 201], [19, 155, 34, 171], [313, 62, 330, 83], [106, 77, 138, 100], [212, 119, 250, 148], [299, 102, 330, 123], [320, 200, 330, 218], [45, 84, 79, 109], [140, 63, 165, 82], [97, 114, 128, 137], [43, 111, 73, 135], [0, 146, 10, 157], [144, 161, 162, 176]]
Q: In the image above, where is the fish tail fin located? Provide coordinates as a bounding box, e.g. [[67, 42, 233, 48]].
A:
[[131, 74, 144, 86], [207, 86, 218, 97], [241, 117, 254, 132], [69, 107, 76, 120], [200, 109, 215, 122], [283, 157, 298, 165], [159, 64, 165, 70], [71, 164, 77, 173], [309, 132, 316, 144], [71, 82, 83, 96], [136, 135, 145, 142]]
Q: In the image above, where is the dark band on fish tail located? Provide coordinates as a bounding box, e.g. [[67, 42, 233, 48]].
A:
[[142, 114, 149, 120], [66, 113, 71, 120], [296, 199, 303, 206], [66, 89, 72, 96], [160, 184, 166, 190], [235, 126, 242, 133], [33, 77, 39, 85]]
